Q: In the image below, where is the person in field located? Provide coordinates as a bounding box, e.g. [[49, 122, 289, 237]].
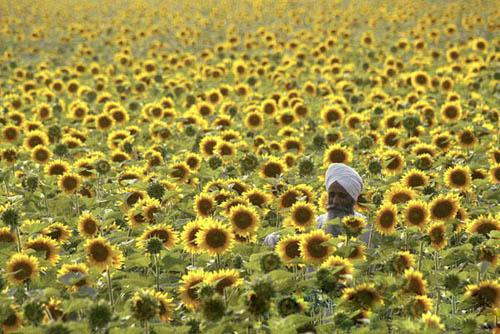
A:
[[263, 163, 371, 247]]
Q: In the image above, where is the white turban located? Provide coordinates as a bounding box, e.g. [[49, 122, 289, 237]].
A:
[[325, 163, 363, 201]]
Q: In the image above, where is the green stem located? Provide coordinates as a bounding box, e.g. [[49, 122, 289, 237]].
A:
[[367, 223, 374, 249], [417, 240, 424, 271], [434, 250, 439, 272], [74, 194, 80, 216], [107, 267, 114, 308], [15, 226, 22, 253], [154, 254, 160, 291]]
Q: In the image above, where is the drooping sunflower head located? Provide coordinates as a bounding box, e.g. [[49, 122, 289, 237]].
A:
[[429, 194, 460, 221], [196, 218, 234, 256], [57, 263, 89, 289], [138, 224, 178, 251], [410, 295, 433, 317], [381, 150, 405, 175], [403, 268, 428, 295], [25, 235, 60, 265], [489, 164, 500, 184], [41, 222, 71, 244], [6, 253, 40, 285], [391, 251, 416, 274], [341, 283, 383, 310], [154, 291, 175, 323], [1, 304, 22, 333], [427, 222, 448, 250], [467, 214, 499, 236], [464, 280, 500, 310], [179, 269, 207, 310], [207, 268, 243, 295], [299, 229, 334, 266], [320, 255, 354, 280], [444, 166, 472, 191], [227, 204, 260, 237], [374, 203, 398, 236]]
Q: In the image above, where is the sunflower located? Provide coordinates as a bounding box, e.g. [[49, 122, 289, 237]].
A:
[[154, 291, 175, 322], [193, 193, 215, 218], [284, 201, 316, 231], [427, 222, 447, 250], [244, 112, 264, 129], [24, 236, 60, 265], [374, 203, 398, 236], [299, 229, 334, 266], [23, 130, 49, 150], [384, 184, 416, 205], [5, 253, 40, 284], [381, 150, 405, 175], [321, 105, 345, 125], [77, 212, 100, 238], [95, 113, 115, 131], [179, 270, 207, 310], [444, 166, 472, 191], [429, 194, 459, 221], [278, 188, 302, 209], [341, 283, 383, 310], [440, 102, 462, 123], [401, 169, 429, 189], [0, 227, 16, 244], [467, 214, 499, 236], [243, 188, 270, 208], [421, 312, 445, 331], [44, 160, 70, 177], [1, 305, 22, 334], [58, 172, 81, 194], [464, 280, 500, 309], [391, 251, 416, 274], [276, 235, 302, 264], [2, 125, 20, 142], [411, 71, 430, 90], [199, 136, 219, 157], [207, 268, 243, 294], [84, 237, 123, 270], [403, 200, 429, 230], [57, 263, 89, 289], [410, 295, 433, 317], [323, 144, 352, 166], [196, 218, 234, 256], [138, 224, 178, 250], [259, 157, 287, 178], [41, 222, 71, 243], [403, 268, 427, 295], [181, 219, 204, 254], [185, 153, 202, 171], [169, 162, 191, 183], [227, 205, 260, 237], [320, 255, 354, 280], [489, 164, 500, 184], [342, 215, 367, 235]]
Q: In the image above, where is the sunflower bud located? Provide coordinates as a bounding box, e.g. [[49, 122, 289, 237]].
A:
[[260, 253, 281, 273], [368, 160, 382, 174], [130, 290, 159, 322], [22, 175, 39, 191], [403, 115, 420, 131], [147, 181, 165, 201], [184, 125, 196, 137], [88, 301, 112, 330], [359, 136, 374, 150], [95, 160, 111, 174], [48, 125, 61, 141], [1, 207, 19, 228], [145, 237, 163, 255], [298, 157, 314, 176], [240, 153, 259, 173], [208, 156, 222, 170], [313, 135, 325, 150], [23, 301, 44, 326], [53, 144, 68, 157], [201, 296, 225, 322], [277, 296, 301, 317], [443, 274, 461, 292]]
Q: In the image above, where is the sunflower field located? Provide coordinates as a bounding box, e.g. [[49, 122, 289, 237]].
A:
[[0, 0, 499, 333]]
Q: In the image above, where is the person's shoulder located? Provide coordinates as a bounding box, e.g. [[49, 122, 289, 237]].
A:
[[316, 213, 328, 224]]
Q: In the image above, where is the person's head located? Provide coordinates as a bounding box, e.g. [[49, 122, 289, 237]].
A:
[[325, 163, 363, 218]]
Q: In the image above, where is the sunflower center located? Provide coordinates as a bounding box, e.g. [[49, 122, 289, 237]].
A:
[[13, 261, 33, 281], [83, 219, 97, 234], [234, 211, 252, 229], [306, 238, 328, 258], [215, 277, 233, 294], [408, 208, 425, 225], [380, 210, 395, 228], [408, 175, 425, 187], [29, 242, 51, 259], [62, 177, 77, 190], [149, 229, 169, 243], [329, 149, 346, 163], [206, 229, 227, 248], [450, 171, 466, 186], [263, 162, 282, 178], [50, 164, 66, 175], [432, 200, 453, 219], [90, 243, 110, 262], [294, 207, 312, 224], [285, 241, 300, 258], [392, 192, 411, 204]]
